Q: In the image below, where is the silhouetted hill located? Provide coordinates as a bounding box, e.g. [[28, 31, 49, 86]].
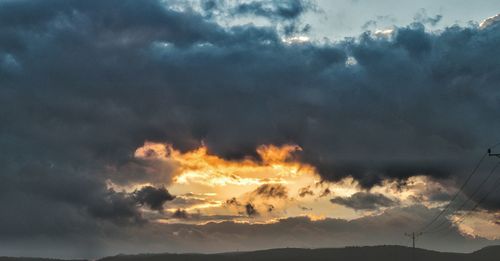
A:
[[471, 245, 500, 259], [99, 245, 500, 261], [2, 246, 500, 261], [0, 258, 85, 261]]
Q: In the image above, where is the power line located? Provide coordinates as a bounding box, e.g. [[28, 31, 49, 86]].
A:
[[419, 152, 488, 233], [425, 161, 500, 233], [430, 149, 500, 237], [488, 142, 500, 150], [440, 165, 500, 237], [452, 150, 500, 226]]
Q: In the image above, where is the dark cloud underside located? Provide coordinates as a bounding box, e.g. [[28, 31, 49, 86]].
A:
[[253, 184, 289, 199], [133, 186, 175, 211], [330, 192, 397, 210]]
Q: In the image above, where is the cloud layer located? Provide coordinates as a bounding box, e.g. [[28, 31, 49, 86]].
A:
[[1, 0, 500, 258], [331, 192, 397, 210]]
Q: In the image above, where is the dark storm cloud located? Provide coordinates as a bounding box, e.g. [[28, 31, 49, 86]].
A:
[[87, 206, 499, 257], [252, 184, 289, 199], [245, 203, 258, 216], [330, 192, 397, 210], [133, 186, 175, 211], [298, 185, 314, 197], [224, 187, 284, 216], [3, 204, 499, 258], [88, 190, 145, 225], [231, 0, 314, 21], [204, 0, 315, 36], [225, 197, 242, 207], [1, 0, 500, 256], [319, 188, 331, 197], [109, 158, 175, 186], [172, 209, 189, 219]]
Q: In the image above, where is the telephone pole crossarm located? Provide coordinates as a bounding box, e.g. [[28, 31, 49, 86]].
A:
[[488, 148, 500, 158], [404, 232, 423, 249]]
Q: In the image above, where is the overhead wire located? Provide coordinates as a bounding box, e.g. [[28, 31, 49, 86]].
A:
[[419, 152, 488, 233], [439, 168, 500, 238], [425, 161, 500, 234]]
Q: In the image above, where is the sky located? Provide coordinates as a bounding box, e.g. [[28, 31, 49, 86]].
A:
[[1, 0, 500, 258]]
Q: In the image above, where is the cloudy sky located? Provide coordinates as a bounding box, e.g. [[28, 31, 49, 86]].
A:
[[1, 0, 500, 258]]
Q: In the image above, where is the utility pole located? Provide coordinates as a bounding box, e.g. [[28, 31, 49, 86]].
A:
[[405, 232, 423, 261], [404, 232, 422, 248]]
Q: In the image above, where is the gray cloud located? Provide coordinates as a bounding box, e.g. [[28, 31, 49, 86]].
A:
[[298, 205, 313, 211], [361, 15, 397, 30], [203, 0, 315, 36], [245, 203, 258, 216], [319, 188, 331, 197], [225, 185, 287, 216], [231, 0, 313, 21], [331, 192, 397, 210], [225, 197, 242, 207], [4, 205, 493, 259], [298, 186, 314, 197], [172, 209, 189, 219], [107, 158, 176, 187], [170, 194, 209, 208], [414, 9, 442, 26], [88, 190, 145, 225], [252, 184, 289, 199], [133, 186, 175, 211]]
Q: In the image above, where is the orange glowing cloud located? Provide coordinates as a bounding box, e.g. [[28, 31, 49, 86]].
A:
[[128, 142, 337, 222], [112, 141, 482, 236], [134, 142, 316, 188]]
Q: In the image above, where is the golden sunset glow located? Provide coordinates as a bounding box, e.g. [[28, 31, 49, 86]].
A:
[[97, 142, 500, 242], [134, 142, 313, 187], [131, 142, 328, 222], [97, 142, 464, 227]]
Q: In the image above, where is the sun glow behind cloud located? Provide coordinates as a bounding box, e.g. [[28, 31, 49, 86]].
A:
[[109, 144, 425, 219], [131, 142, 332, 221], [134, 142, 314, 187], [102, 141, 500, 239]]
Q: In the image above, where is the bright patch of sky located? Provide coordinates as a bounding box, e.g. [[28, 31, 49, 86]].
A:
[[306, 0, 500, 40]]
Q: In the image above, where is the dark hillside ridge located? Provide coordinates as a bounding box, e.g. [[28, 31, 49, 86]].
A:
[[2, 245, 500, 261], [100, 245, 500, 261], [0, 258, 85, 261]]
